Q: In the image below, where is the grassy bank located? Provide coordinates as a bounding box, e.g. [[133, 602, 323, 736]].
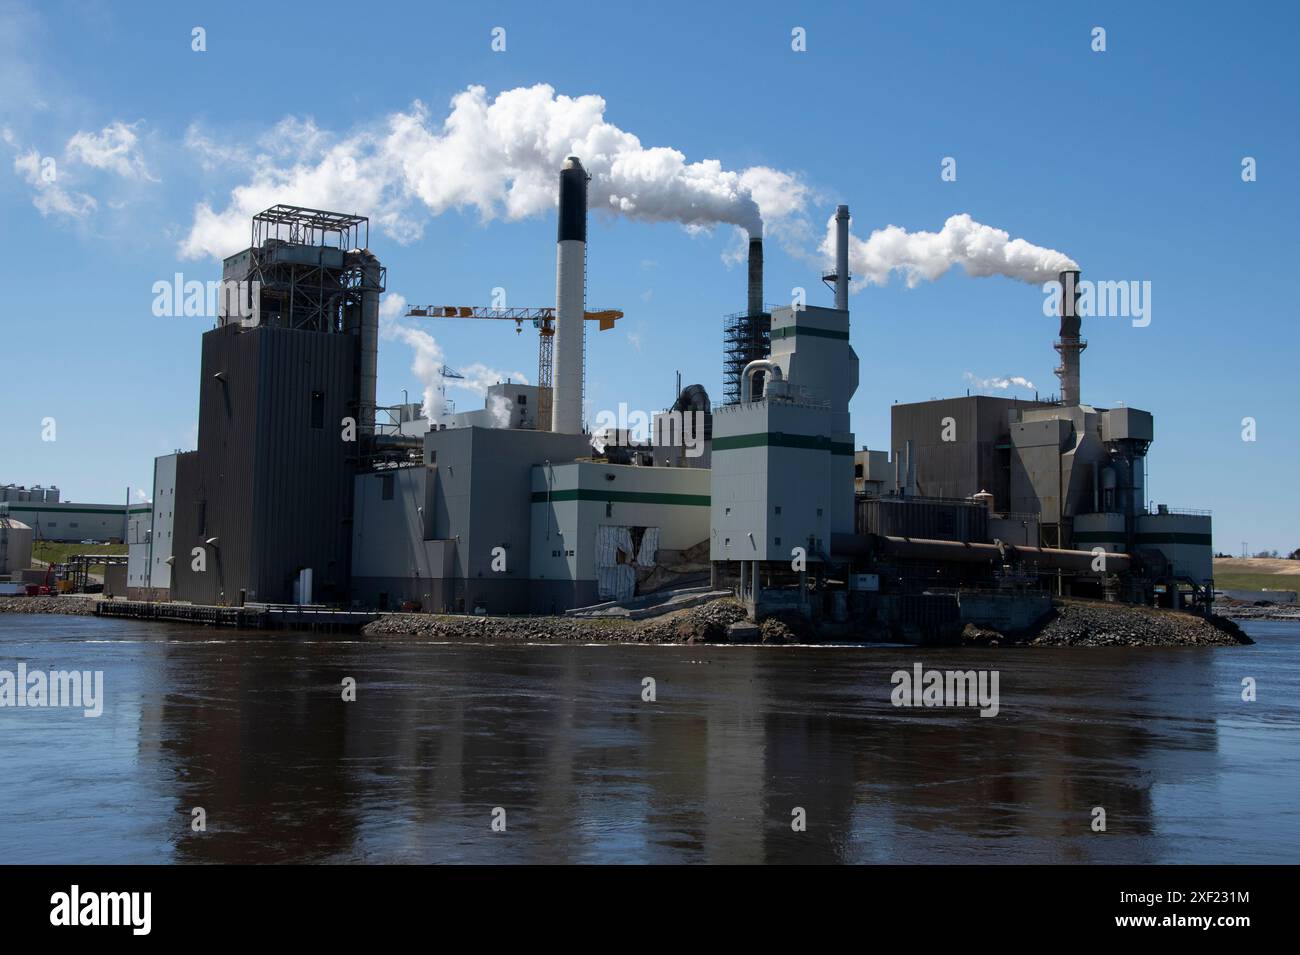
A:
[[1213, 557, 1300, 593]]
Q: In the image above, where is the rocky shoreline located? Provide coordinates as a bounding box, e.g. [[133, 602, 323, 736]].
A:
[[0, 592, 1257, 647], [363, 596, 1253, 648], [1022, 599, 1251, 647]]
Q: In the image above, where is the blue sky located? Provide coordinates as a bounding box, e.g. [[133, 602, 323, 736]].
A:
[[1, 0, 1297, 554]]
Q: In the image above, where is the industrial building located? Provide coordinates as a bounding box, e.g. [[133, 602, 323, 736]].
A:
[[881, 268, 1213, 609], [169, 207, 384, 606], [0, 486, 145, 543], [127, 150, 1213, 633], [126, 452, 181, 600]]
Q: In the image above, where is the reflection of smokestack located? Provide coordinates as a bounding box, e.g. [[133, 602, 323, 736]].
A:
[[747, 236, 763, 316], [834, 205, 850, 310], [552, 156, 588, 434], [1054, 268, 1086, 406]]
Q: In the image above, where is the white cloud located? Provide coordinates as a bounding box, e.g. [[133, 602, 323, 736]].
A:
[[454, 361, 529, 396], [964, 371, 1036, 393], [66, 121, 154, 180], [13, 147, 96, 218]]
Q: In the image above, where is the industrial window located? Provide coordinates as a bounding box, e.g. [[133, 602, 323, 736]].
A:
[[774, 537, 781, 546], [381, 474, 394, 500], [310, 390, 325, 429], [518, 394, 527, 405], [816, 508, 822, 517], [70, 522, 78, 528], [48, 522, 57, 528], [855, 463, 864, 478], [774, 505, 781, 515]]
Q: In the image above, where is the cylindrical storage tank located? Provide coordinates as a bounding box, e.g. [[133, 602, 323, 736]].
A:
[[46, 485, 60, 503], [1072, 512, 1127, 553]]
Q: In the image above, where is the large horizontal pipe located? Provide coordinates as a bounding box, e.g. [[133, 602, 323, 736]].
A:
[[830, 533, 1132, 575]]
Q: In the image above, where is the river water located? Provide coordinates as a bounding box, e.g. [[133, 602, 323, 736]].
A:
[[1, 613, 1296, 864]]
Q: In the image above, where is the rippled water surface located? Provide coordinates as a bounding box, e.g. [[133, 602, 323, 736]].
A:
[[1, 613, 1296, 863]]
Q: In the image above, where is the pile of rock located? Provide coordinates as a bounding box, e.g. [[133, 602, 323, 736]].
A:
[[0, 595, 97, 615], [363, 597, 752, 645], [1028, 600, 1251, 647]]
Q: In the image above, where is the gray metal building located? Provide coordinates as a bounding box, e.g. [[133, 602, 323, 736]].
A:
[[172, 206, 382, 606]]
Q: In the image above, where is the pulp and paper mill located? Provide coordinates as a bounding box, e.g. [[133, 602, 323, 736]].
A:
[[88, 157, 1214, 635]]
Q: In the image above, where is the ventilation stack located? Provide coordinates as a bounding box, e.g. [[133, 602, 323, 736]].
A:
[[834, 204, 850, 310], [551, 157, 589, 434], [1054, 268, 1086, 407]]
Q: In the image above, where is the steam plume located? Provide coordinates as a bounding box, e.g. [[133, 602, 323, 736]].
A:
[[182, 84, 806, 259], [824, 213, 1078, 290]]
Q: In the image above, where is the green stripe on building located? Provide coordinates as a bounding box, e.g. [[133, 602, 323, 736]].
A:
[[1136, 532, 1213, 546], [530, 489, 710, 507], [770, 324, 850, 341], [1073, 531, 1213, 546], [0, 504, 131, 515], [714, 432, 854, 455]]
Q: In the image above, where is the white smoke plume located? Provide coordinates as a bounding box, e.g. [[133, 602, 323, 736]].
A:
[[486, 393, 513, 429], [379, 292, 532, 422], [824, 213, 1078, 290], [456, 362, 530, 397], [181, 84, 807, 259], [393, 325, 446, 422]]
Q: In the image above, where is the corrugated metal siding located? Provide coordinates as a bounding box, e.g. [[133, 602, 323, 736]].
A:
[[856, 497, 989, 543], [173, 324, 356, 605]]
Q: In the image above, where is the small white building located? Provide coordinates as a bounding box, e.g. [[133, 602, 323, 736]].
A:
[[442, 383, 542, 431], [127, 452, 181, 600]]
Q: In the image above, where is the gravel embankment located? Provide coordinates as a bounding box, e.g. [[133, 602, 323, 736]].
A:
[[1026, 599, 1252, 647], [0, 595, 99, 615], [363, 599, 756, 644]]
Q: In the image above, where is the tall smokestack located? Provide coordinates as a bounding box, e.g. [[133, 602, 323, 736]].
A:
[[552, 156, 588, 434], [747, 236, 763, 316], [1053, 268, 1086, 406], [834, 204, 850, 310], [357, 251, 382, 439]]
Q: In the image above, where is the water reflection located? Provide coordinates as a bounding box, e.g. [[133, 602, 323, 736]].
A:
[[2, 616, 1294, 863]]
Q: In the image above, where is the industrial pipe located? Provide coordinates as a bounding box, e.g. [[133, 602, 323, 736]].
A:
[[357, 251, 382, 438], [830, 532, 1132, 575], [740, 359, 783, 402]]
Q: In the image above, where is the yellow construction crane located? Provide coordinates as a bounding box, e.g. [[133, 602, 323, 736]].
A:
[[404, 305, 622, 430]]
